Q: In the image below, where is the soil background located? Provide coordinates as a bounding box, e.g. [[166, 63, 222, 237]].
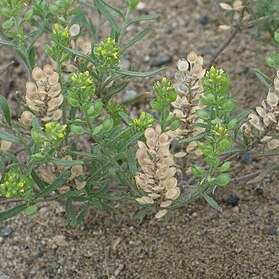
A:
[[1, 1, 279, 279]]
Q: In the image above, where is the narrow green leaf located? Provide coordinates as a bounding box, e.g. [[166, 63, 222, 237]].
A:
[[179, 132, 207, 143], [99, 0, 125, 20], [203, 193, 222, 212], [28, 46, 36, 69], [126, 147, 138, 175], [31, 170, 48, 190], [251, 68, 273, 88], [49, 158, 84, 167], [76, 206, 89, 225], [0, 39, 15, 47], [102, 80, 130, 102], [88, 199, 114, 212], [119, 131, 143, 151], [119, 112, 132, 125], [114, 67, 163, 78], [65, 198, 76, 225], [35, 171, 70, 199], [125, 14, 160, 27], [24, 205, 38, 216], [94, 0, 120, 35], [0, 130, 20, 143], [0, 203, 27, 222], [123, 27, 151, 51], [0, 96, 12, 127]]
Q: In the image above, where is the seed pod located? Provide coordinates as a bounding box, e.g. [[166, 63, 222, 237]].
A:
[[32, 67, 44, 80], [155, 209, 167, 219], [43, 64, 54, 77], [187, 52, 198, 64], [0, 140, 11, 151], [20, 111, 34, 126], [69, 24, 80, 37]]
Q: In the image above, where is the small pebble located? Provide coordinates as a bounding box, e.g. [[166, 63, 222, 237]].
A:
[[226, 194, 239, 207], [231, 206, 240, 213], [123, 90, 138, 102], [98, 276, 108, 279], [0, 273, 10, 279], [254, 187, 264, 196], [192, 212, 198, 218], [142, 55, 150, 63], [150, 54, 172, 67], [267, 227, 277, 236], [12, 58, 20, 67], [136, 2, 147, 13], [241, 152, 253, 164], [198, 15, 209, 26], [0, 236, 4, 243], [199, 43, 218, 56], [0, 227, 12, 237]]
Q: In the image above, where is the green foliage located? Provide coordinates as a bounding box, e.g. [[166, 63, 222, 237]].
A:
[[1, 0, 277, 224]]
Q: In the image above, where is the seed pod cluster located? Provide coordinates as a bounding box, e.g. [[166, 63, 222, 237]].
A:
[[135, 125, 180, 219], [169, 52, 206, 155], [243, 70, 279, 150], [21, 65, 63, 125]]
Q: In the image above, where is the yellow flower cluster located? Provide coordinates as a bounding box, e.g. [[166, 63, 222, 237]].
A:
[[0, 169, 31, 198]]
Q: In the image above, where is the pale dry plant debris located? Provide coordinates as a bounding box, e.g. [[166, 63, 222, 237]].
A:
[[38, 156, 85, 192], [243, 69, 279, 150], [219, 1, 246, 31], [135, 125, 180, 219], [20, 65, 63, 125]]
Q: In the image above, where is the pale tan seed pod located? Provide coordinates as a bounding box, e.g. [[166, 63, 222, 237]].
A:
[[267, 138, 279, 150], [144, 127, 156, 139], [48, 83, 62, 97], [274, 77, 279, 91], [233, 0, 244, 11], [48, 94, 64, 108], [162, 177, 177, 189], [48, 72, 60, 85], [248, 113, 264, 131], [70, 165, 83, 180], [43, 64, 54, 77], [20, 111, 34, 126], [165, 187, 181, 200], [260, 136, 273, 143], [155, 209, 167, 219], [26, 82, 37, 94], [160, 200, 172, 208], [267, 91, 279, 107], [256, 106, 266, 118], [69, 24, 81, 37], [219, 2, 233, 10], [32, 67, 44, 80], [177, 59, 189, 72], [158, 133, 169, 145], [187, 52, 198, 64], [75, 180, 86, 190], [52, 109, 63, 121], [0, 140, 11, 151]]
